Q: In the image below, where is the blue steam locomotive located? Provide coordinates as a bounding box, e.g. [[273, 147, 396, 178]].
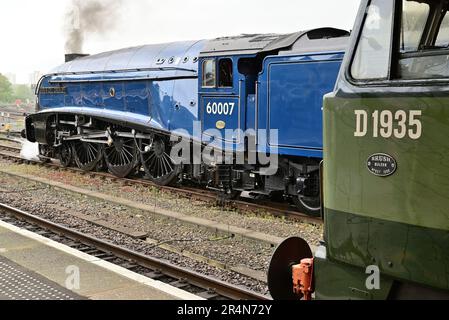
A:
[[25, 27, 348, 215]]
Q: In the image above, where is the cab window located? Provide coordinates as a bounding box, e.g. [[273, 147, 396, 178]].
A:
[[202, 59, 216, 87], [351, 0, 395, 80], [400, 1, 430, 52], [218, 58, 233, 87], [351, 0, 449, 82], [435, 12, 449, 47], [436, 12, 449, 47], [398, 0, 449, 80]]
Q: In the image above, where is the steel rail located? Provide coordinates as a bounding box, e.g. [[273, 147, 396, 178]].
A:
[[0, 144, 22, 153], [0, 148, 322, 225], [0, 202, 270, 300]]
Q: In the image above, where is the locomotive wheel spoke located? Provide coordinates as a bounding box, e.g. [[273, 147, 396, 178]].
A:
[[141, 137, 180, 186], [104, 138, 138, 178], [73, 141, 103, 172], [58, 143, 73, 168]]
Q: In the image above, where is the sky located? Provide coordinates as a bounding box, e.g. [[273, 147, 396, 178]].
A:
[[0, 0, 361, 84]]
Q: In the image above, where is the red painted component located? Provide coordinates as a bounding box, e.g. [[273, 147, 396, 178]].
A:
[[292, 258, 314, 300]]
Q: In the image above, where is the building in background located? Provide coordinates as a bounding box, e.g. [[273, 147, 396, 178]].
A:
[[29, 71, 42, 87]]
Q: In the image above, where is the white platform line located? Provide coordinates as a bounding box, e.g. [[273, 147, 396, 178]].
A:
[[0, 219, 204, 300]]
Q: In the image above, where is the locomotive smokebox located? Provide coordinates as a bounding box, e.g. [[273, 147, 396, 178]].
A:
[[65, 53, 90, 63]]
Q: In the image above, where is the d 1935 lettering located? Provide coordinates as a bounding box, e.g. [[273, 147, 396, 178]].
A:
[[354, 110, 422, 140]]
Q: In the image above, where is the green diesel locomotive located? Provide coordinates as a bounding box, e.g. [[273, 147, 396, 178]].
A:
[[269, 0, 449, 300]]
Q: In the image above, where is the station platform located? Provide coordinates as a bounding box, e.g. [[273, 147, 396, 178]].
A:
[[0, 220, 202, 300]]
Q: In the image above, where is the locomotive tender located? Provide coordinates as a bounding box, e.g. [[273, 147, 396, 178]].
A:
[[269, 0, 449, 299], [25, 27, 348, 215]]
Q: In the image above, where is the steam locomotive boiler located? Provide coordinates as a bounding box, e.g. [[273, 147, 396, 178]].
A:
[[25, 27, 349, 216]]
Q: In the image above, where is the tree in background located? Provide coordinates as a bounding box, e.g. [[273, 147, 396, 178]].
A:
[[0, 74, 35, 105], [12, 84, 35, 102], [0, 73, 13, 103]]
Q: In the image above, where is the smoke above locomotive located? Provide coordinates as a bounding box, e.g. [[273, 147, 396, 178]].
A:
[[65, 0, 123, 54]]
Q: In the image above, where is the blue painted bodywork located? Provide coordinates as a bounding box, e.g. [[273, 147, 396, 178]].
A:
[[36, 39, 344, 160], [257, 52, 345, 158], [198, 55, 253, 152], [38, 40, 206, 140], [201, 96, 241, 148]]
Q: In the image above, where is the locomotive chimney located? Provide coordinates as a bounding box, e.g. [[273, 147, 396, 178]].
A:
[[65, 53, 90, 63]]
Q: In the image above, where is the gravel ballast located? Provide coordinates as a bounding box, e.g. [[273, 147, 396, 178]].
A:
[[0, 161, 325, 295]]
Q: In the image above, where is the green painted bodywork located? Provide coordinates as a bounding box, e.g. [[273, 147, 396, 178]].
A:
[[324, 94, 449, 231], [307, 0, 449, 299], [322, 92, 449, 295], [315, 253, 393, 300]]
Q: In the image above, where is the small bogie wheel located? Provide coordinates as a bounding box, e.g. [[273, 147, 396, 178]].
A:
[[58, 143, 73, 167], [104, 137, 139, 178], [293, 196, 321, 217], [38, 145, 51, 163], [73, 141, 103, 172], [141, 137, 180, 186]]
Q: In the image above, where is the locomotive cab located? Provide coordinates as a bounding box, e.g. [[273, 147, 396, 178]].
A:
[[269, 0, 449, 300], [199, 55, 247, 150], [198, 30, 349, 214]]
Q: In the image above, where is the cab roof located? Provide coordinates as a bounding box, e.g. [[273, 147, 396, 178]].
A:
[[200, 27, 349, 57]]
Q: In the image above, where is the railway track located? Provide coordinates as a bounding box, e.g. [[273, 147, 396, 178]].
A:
[[0, 132, 23, 141], [0, 202, 270, 300], [0, 142, 322, 225], [0, 144, 21, 153]]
